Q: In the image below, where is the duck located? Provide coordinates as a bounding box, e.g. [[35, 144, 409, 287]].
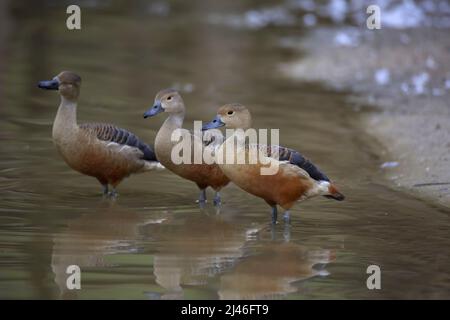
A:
[[202, 103, 345, 224], [38, 71, 163, 197], [143, 89, 230, 205]]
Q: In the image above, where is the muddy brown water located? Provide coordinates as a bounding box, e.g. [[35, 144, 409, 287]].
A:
[[0, 3, 449, 299]]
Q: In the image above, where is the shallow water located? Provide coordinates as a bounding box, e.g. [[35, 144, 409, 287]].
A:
[[1, 2, 449, 299]]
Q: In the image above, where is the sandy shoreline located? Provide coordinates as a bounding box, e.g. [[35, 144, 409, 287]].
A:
[[281, 27, 450, 207]]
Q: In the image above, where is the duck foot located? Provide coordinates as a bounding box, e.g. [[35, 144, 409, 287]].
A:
[[283, 223, 291, 242], [196, 189, 207, 206], [197, 201, 207, 209], [270, 223, 276, 240], [213, 192, 221, 206], [108, 188, 118, 199]]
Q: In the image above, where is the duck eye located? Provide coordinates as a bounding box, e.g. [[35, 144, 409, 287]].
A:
[[227, 111, 234, 115], [167, 96, 172, 101]]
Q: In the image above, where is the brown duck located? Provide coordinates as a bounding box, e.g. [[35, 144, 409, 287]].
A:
[[143, 89, 229, 205], [202, 103, 345, 224], [38, 71, 163, 197]]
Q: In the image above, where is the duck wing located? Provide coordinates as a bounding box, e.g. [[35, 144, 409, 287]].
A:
[[79, 123, 157, 161], [249, 144, 330, 182]]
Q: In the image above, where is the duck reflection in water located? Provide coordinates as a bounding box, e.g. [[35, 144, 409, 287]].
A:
[[51, 202, 166, 299], [143, 212, 263, 300], [51, 202, 335, 300], [218, 240, 336, 300]]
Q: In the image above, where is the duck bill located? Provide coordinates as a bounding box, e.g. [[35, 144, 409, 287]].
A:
[[143, 100, 164, 118], [38, 79, 59, 90], [202, 115, 225, 131]]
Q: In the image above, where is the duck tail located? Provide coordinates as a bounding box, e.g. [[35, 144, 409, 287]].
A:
[[323, 183, 345, 201], [143, 161, 165, 171]]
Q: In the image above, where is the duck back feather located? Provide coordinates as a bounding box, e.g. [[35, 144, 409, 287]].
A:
[[249, 144, 330, 182], [278, 147, 329, 182], [80, 123, 157, 161]]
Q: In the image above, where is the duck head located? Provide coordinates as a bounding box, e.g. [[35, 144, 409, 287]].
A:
[[144, 88, 184, 118], [38, 71, 81, 101], [202, 103, 252, 131]]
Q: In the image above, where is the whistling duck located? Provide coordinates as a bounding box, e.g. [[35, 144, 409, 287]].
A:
[[143, 89, 229, 205], [202, 103, 345, 224], [38, 71, 163, 197]]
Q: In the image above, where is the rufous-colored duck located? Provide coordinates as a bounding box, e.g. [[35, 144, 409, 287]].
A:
[[202, 103, 345, 224], [38, 71, 163, 197], [143, 89, 230, 205]]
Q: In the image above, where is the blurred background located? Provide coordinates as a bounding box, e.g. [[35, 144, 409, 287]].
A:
[[0, 0, 449, 299]]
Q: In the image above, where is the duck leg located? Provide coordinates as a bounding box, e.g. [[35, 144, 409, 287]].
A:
[[108, 181, 119, 198], [271, 206, 278, 224], [101, 184, 109, 196], [213, 192, 221, 206], [97, 178, 110, 197], [196, 189, 207, 204], [283, 210, 291, 224]]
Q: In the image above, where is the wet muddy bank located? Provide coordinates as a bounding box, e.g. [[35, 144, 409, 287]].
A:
[[281, 27, 450, 208]]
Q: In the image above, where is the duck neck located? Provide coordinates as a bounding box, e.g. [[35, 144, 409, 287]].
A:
[[217, 127, 248, 165], [157, 111, 185, 139], [164, 111, 185, 130], [155, 111, 186, 163], [229, 127, 250, 149], [234, 129, 246, 145], [53, 96, 78, 138]]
